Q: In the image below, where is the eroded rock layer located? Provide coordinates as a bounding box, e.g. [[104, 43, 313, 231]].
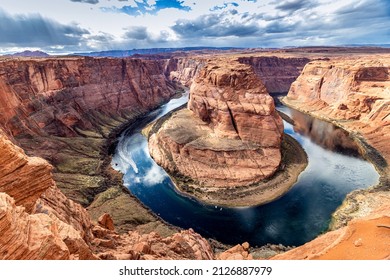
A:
[[149, 59, 283, 188], [285, 56, 390, 161], [280, 55, 390, 260], [238, 56, 310, 93], [0, 57, 176, 137]]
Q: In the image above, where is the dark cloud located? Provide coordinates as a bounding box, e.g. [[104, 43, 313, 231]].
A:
[[70, 0, 99, 4], [0, 9, 89, 48], [123, 26, 149, 40], [123, 26, 170, 44], [103, 0, 191, 16], [210, 2, 239, 12], [171, 12, 260, 38], [265, 21, 298, 33], [274, 0, 316, 13]]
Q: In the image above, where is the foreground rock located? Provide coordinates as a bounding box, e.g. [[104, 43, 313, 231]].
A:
[[150, 59, 284, 189]]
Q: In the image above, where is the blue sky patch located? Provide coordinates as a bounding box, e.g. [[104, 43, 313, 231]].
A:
[[106, 0, 191, 16], [210, 2, 239, 12]]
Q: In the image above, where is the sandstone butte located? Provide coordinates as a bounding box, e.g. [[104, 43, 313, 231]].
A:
[[0, 48, 389, 260], [149, 58, 284, 189]]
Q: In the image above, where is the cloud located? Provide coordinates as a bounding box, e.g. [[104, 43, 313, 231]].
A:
[[210, 2, 239, 12], [103, 0, 192, 16], [124, 26, 149, 40], [123, 26, 171, 45], [171, 11, 260, 38], [0, 9, 89, 48], [70, 0, 99, 4], [265, 21, 298, 33], [274, 0, 316, 13]]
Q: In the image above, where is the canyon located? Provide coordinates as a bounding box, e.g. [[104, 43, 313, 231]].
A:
[[147, 58, 308, 206], [0, 48, 389, 260]]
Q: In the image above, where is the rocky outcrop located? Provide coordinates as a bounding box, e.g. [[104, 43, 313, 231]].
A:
[[284, 56, 390, 162], [238, 56, 310, 93], [217, 242, 253, 260], [149, 59, 284, 189], [0, 56, 180, 230], [96, 228, 214, 260], [165, 57, 205, 87], [0, 131, 53, 212], [279, 55, 390, 260], [0, 57, 176, 137], [0, 129, 95, 259]]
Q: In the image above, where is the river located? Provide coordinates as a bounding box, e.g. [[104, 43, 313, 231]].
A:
[[111, 93, 379, 247]]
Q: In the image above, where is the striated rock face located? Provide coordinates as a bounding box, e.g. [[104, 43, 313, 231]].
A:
[[188, 60, 283, 144], [96, 228, 214, 260], [238, 56, 310, 93], [0, 193, 70, 260], [0, 57, 176, 137], [165, 57, 205, 87], [0, 56, 180, 227], [149, 59, 283, 188], [0, 129, 95, 260], [279, 55, 390, 260], [285, 56, 390, 160], [0, 131, 54, 212]]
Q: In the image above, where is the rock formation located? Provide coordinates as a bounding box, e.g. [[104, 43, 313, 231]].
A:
[[284, 56, 390, 160], [280, 54, 390, 260], [0, 57, 176, 138], [149, 59, 284, 189], [1, 49, 390, 260], [0, 56, 179, 230], [238, 56, 310, 93]]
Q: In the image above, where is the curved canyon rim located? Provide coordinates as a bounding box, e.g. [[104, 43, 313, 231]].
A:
[[112, 92, 379, 247], [1, 48, 389, 260]]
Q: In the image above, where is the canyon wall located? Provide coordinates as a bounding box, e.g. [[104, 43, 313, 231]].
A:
[[3, 51, 388, 260], [165, 57, 205, 87], [284, 56, 390, 163], [0, 57, 176, 138], [277, 55, 390, 260], [238, 56, 310, 93], [149, 58, 284, 189]]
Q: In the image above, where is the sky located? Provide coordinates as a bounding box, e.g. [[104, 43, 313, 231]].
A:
[[0, 0, 389, 54]]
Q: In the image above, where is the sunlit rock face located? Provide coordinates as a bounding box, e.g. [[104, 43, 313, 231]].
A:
[[0, 57, 176, 137], [149, 59, 284, 187], [284, 56, 390, 161]]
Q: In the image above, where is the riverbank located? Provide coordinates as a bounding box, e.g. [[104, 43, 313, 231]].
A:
[[146, 107, 308, 207], [281, 96, 390, 230]]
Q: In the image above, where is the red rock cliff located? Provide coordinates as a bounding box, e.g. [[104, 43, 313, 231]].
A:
[[285, 56, 390, 160], [238, 56, 310, 93], [0, 57, 176, 137], [279, 55, 390, 260], [149, 59, 284, 189]]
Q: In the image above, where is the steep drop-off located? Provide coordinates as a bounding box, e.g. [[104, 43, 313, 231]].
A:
[[238, 56, 310, 93], [276, 55, 390, 260], [0, 56, 181, 233], [285, 56, 390, 163], [2, 50, 388, 260], [150, 59, 284, 188], [148, 58, 308, 206]]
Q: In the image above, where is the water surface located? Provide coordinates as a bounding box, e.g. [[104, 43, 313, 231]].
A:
[[112, 94, 379, 246]]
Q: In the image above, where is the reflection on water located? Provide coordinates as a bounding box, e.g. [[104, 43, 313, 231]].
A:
[[278, 105, 361, 157], [112, 94, 379, 247]]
